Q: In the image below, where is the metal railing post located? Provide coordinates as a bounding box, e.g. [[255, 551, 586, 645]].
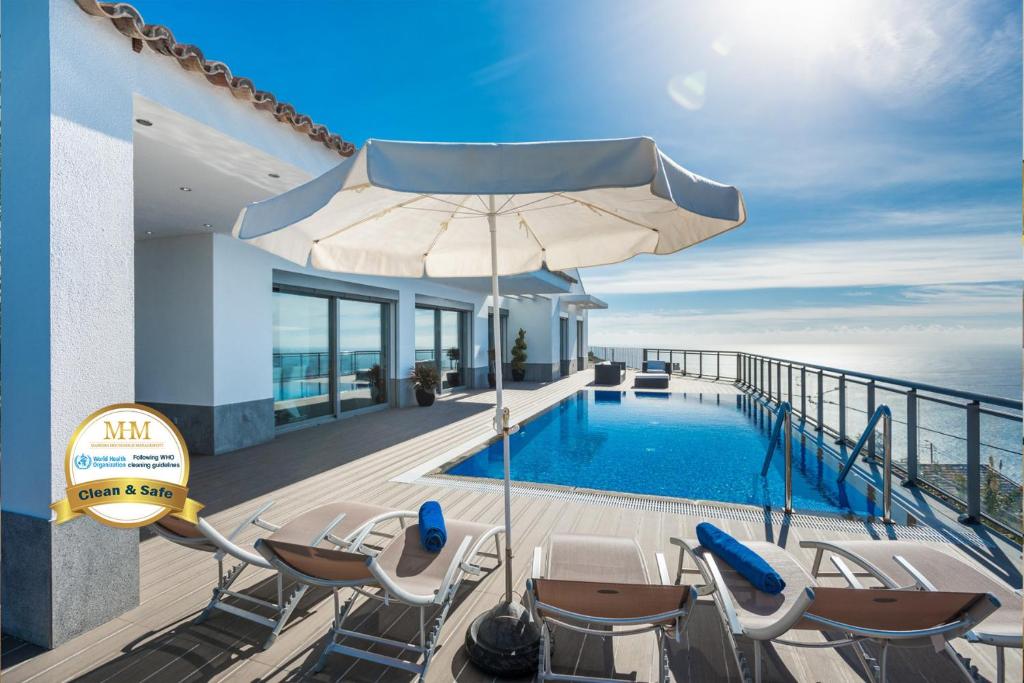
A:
[[959, 401, 981, 524], [784, 408, 794, 514], [716, 351, 721, 380], [787, 364, 793, 406], [867, 380, 876, 460], [816, 370, 824, 431], [767, 360, 773, 401], [776, 362, 782, 404], [902, 389, 918, 487], [698, 352, 703, 378], [669, 350, 674, 375], [882, 408, 892, 523], [800, 366, 807, 423], [837, 375, 847, 444], [682, 351, 687, 377]]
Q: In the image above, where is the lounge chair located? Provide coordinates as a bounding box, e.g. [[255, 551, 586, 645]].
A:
[[151, 500, 411, 648], [671, 536, 1000, 683], [802, 539, 1023, 683], [635, 360, 670, 389], [526, 533, 695, 683], [254, 512, 502, 681]]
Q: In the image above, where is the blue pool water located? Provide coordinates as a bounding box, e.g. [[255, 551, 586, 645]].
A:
[[446, 390, 881, 517]]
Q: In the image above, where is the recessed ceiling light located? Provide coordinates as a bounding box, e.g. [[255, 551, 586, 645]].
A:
[[268, 172, 280, 178], [179, 186, 192, 192], [202, 223, 212, 228], [145, 231, 153, 236], [135, 118, 153, 126]]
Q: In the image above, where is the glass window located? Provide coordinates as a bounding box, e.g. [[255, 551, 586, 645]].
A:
[[338, 299, 388, 413], [415, 308, 436, 366], [273, 292, 332, 427], [441, 309, 463, 388]]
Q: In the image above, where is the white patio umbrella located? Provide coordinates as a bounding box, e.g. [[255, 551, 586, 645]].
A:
[[233, 136, 745, 674]]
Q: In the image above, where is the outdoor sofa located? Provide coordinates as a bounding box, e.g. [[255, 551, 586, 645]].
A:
[[594, 360, 626, 385], [634, 359, 670, 389]]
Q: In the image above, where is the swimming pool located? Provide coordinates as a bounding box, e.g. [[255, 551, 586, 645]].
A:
[[445, 390, 885, 518]]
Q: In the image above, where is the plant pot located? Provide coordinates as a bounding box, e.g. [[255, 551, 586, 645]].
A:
[[415, 387, 435, 407], [487, 373, 496, 388], [511, 368, 526, 382]]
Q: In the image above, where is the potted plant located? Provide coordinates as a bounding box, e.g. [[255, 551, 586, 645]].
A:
[[367, 363, 386, 404], [487, 348, 496, 388], [445, 346, 461, 387], [411, 363, 441, 407], [510, 328, 527, 381]]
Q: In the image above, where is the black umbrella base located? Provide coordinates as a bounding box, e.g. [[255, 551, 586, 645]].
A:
[[465, 601, 541, 678]]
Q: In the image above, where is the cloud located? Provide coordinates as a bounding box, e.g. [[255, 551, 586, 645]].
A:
[[470, 52, 531, 86], [582, 232, 1020, 295], [588, 282, 1020, 349]]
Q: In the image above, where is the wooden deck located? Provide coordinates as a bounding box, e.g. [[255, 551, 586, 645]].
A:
[[3, 370, 1020, 682]]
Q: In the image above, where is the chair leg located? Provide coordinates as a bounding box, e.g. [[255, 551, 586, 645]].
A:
[[996, 645, 1005, 683], [753, 641, 763, 683], [878, 641, 889, 683], [263, 583, 308, 649], [849, 640, 877, 683], [657, 629, 669, 683], [197, 559, 247, 624]]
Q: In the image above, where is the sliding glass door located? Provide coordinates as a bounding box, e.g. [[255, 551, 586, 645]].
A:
[[273, 291, 333, 427], [415, 305, 468, 390], [274, 287, 392, 427], [337, 299, 388, 413]]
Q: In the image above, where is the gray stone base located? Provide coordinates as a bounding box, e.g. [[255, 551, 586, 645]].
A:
[[1, 511, 139, 647], [144, 398, 274, 455]]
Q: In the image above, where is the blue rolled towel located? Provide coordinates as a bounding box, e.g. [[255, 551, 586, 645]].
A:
[[696, 522, 786, 595], [418, 501, 447, 553]]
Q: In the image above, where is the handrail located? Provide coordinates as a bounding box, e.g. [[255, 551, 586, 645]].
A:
[[837, 405, 892, 483], [761, 401, 791, 476], [759, 401, 794, 514], [738, 351, 1020, 410], [837, 404, 893, 523]]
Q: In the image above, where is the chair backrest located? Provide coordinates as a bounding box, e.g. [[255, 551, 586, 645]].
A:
[[643, 360, 666, 373], [797, 586, 998, 639], [151, 515, 218, 553]]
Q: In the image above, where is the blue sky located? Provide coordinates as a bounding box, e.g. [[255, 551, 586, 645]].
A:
[[134, 0, 1022, 349]]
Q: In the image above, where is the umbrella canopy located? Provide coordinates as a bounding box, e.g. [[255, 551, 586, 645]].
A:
[[233, 137, 746, 275], [232, 137, 745, 642]]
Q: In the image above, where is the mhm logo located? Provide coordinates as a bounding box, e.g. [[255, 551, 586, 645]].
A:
[[103, 420, 152, 441]]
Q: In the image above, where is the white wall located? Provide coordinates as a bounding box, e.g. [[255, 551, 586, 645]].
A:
[[135, 235, 214, 405]]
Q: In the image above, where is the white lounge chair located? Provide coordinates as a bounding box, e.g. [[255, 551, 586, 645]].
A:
[[801, 539, 1023, 683], [254, 512, 502, 681], [151, 500, 411, 648], [671, 536, 1000, 683], [526, 533, 695, 683]]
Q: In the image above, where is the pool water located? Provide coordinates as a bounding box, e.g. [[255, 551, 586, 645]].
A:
[[446, 390, 881, 517]]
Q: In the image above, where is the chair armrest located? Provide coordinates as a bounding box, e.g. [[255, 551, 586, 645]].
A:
[[532, 546, 544, 579], [655, 552, 671, 586], [893, 555, 938, 591], [226, 500, 277, 542], [830, 556, 863, 589]]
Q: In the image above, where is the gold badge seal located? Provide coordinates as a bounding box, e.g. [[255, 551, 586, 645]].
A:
[[51, 403, 203, 528]]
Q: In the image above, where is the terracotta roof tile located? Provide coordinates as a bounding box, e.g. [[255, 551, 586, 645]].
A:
[[75, 0, 356, 157]]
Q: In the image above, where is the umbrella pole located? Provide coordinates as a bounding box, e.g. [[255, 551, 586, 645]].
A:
[[465, 196, 540, 678], [487, 196, 514, 604]]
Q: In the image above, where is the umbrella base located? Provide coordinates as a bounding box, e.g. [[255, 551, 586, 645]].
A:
[[465, 600, 541, 678]]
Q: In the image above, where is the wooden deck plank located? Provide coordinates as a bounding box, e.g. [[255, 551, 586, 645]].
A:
[[2, 370, 1019, 682]]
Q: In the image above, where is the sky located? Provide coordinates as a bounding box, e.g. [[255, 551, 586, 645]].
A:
[[132, 0, 1022, 351]]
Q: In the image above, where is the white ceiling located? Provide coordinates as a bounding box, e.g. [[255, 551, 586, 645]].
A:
[[130, 99, 578, 295], [133, 98, 312, 239]]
